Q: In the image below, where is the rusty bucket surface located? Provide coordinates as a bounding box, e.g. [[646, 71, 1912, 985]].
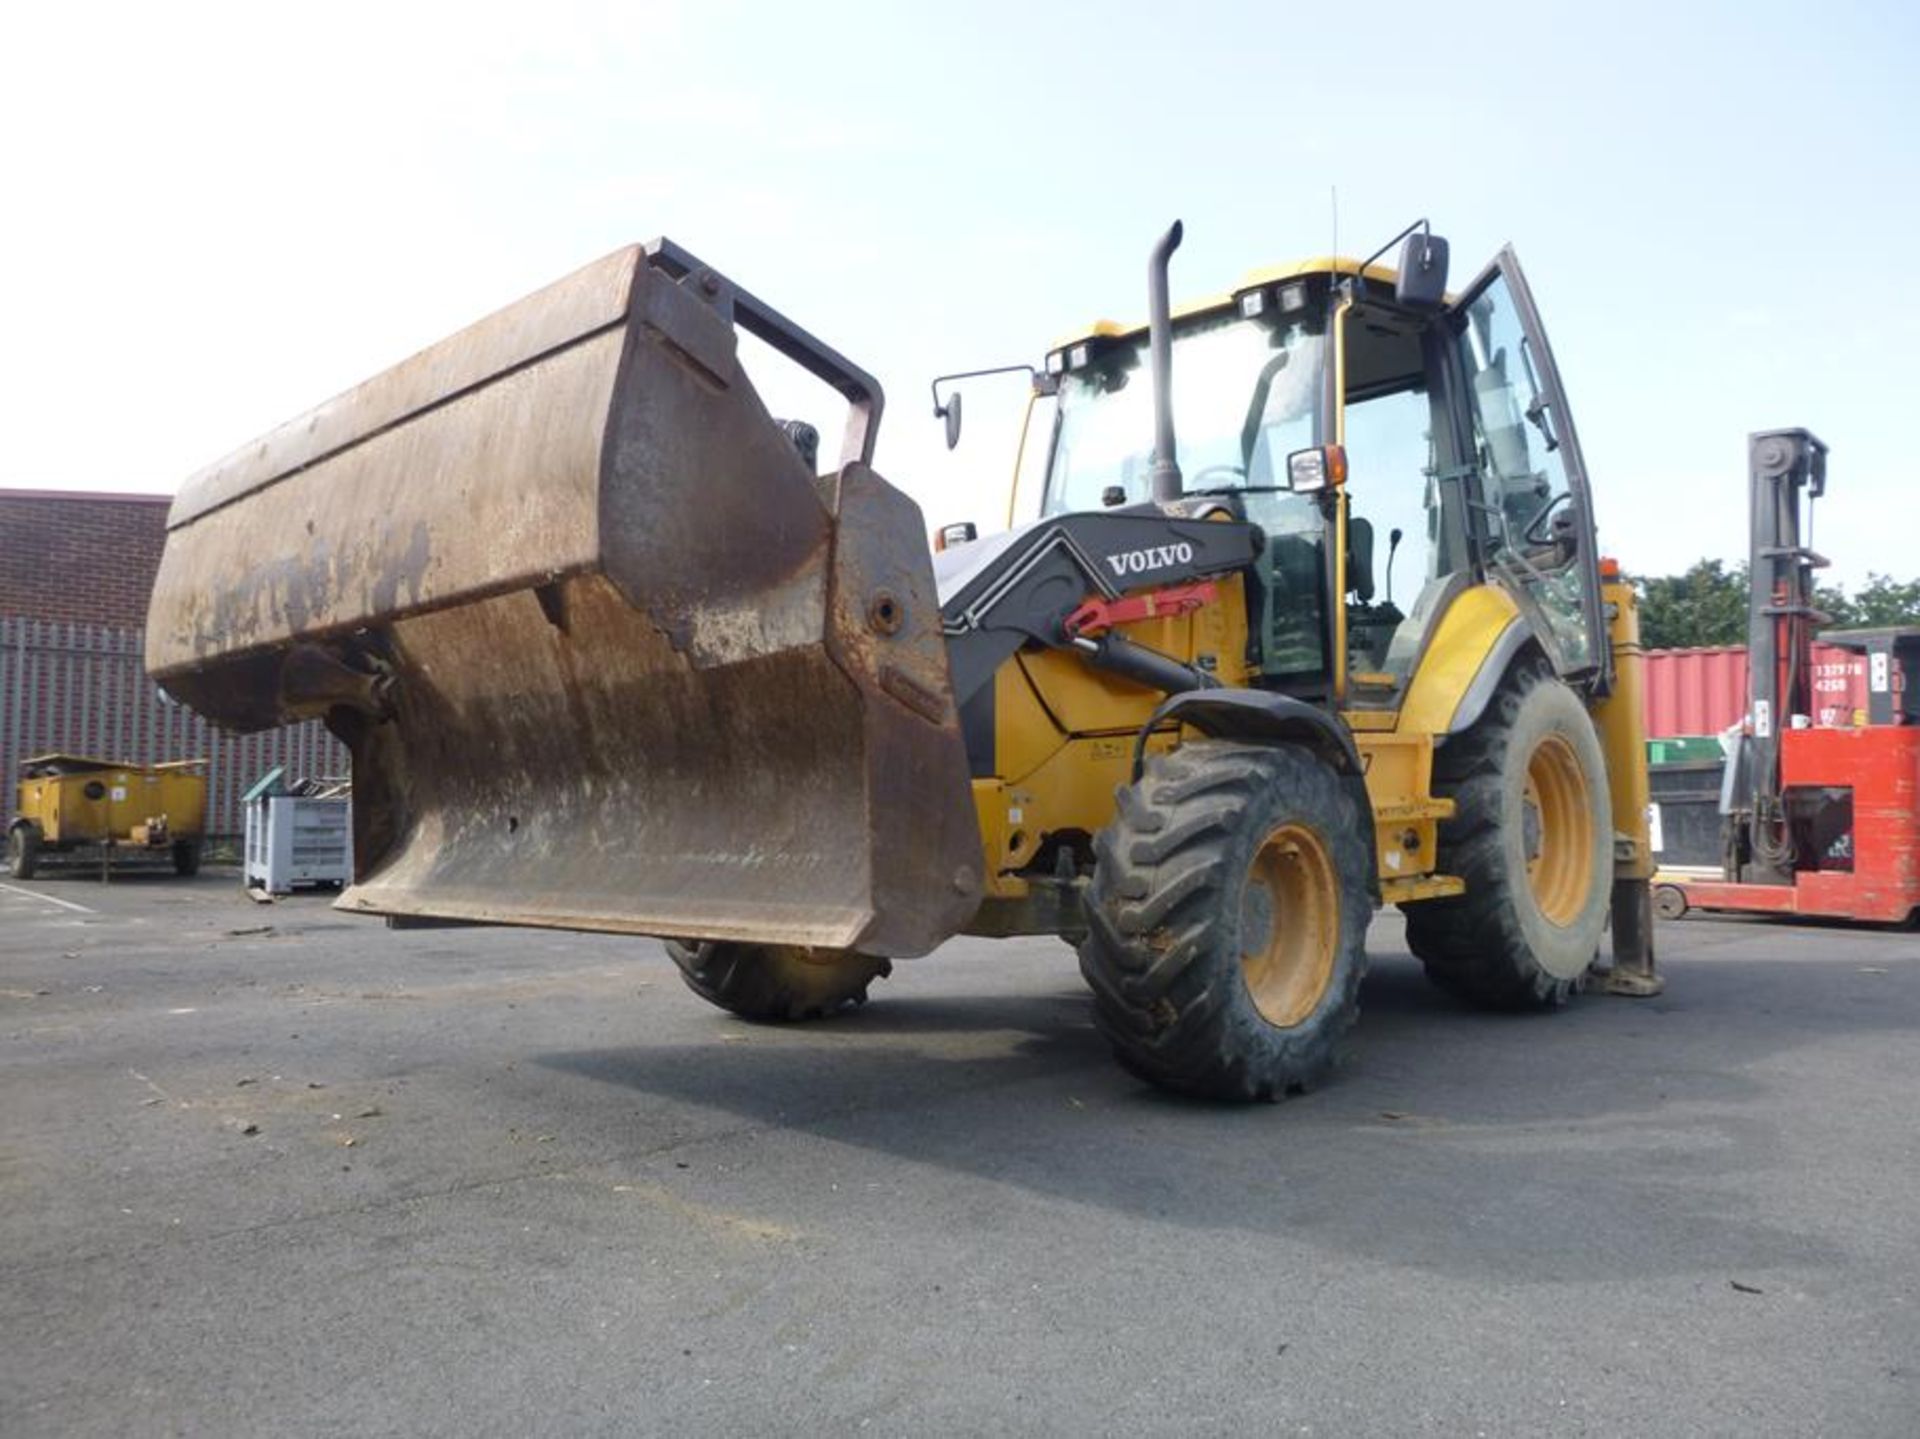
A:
[[148, 241, 981, 956]]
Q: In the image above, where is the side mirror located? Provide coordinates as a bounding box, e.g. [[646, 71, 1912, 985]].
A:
[[1394, 232, 1449, 308], [928, 362, 1040, 449], [935, 521, 978, 551], [936, 390, 963, 450]]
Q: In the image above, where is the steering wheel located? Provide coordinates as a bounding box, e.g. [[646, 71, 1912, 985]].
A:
[[1189, 464, 1247, 488], [1521, 490, 1572, 546]]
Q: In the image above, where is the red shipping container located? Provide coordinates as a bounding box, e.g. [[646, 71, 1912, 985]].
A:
[[1807, 646, 1878, 728], [1643, 644, 1876, 739]]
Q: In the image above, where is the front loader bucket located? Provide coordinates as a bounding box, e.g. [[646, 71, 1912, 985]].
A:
[[148, 240, 982, 957]]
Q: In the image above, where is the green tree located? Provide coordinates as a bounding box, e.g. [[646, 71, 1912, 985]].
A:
[[1839, 573, 1920, 628], [1630, 563, 1920, 647], [1632, 560, 1749, 649], [1814, 580, 1855, 628]]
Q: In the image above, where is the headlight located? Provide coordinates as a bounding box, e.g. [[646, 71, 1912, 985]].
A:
[[1286, 444, 1348, 493]]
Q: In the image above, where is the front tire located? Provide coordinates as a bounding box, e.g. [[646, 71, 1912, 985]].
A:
[[1404, 662, 1612, 1008], [171, 839, 202, 876], [8, 823, 42, 880], [664, 940, 891, 1022], [1079, 741, 1372, 1102]]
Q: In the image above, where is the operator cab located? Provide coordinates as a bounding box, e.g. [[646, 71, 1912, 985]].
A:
[[1024, 239, 1606, 710]]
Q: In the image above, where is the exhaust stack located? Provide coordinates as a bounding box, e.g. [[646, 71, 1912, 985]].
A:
[[1146, 220, 1185, 504]]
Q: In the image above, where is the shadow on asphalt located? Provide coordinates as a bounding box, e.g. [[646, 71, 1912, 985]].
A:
[[536, 947, 1914, 1281]]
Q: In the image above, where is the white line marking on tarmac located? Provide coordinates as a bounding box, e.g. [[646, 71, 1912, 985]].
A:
[[0, 883, 96, 914], [129, 1069, 178, 1105]]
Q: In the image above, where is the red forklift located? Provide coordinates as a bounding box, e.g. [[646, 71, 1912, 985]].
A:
[[1655, 429, 1920, 924]]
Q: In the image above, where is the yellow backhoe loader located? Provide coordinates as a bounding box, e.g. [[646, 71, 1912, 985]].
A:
[[148, 221, 1660, 1101]]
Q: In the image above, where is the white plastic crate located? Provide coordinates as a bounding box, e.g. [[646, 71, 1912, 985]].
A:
[[244, 794, 352, 894]]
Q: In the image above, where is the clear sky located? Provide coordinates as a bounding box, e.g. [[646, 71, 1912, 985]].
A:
[[4, 1, 1915, 584]]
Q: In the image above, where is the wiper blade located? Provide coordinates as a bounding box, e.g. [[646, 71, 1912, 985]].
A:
[[1519, 336, 1560, 452], [1187, 485, 1288, 497]]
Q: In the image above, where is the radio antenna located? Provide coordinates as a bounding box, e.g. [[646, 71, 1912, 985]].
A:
[[1330, 185, 1339, 262]]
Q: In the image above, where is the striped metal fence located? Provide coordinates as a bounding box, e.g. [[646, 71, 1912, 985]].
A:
[[1, 617, 347, 840]]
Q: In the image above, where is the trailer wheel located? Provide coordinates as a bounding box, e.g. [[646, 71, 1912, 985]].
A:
[[1653, 884, 1688, 921], [1404, 662, 1612, 1008], [664, 940, 891, 1022], [8, 822, 41, 880], [171, 839, 202, 877], [1079, 740, 1371, 1103]]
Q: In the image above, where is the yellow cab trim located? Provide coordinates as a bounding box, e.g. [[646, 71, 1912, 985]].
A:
[[1395, 584, 1524, 736], [1236, 255, 1404, 291], [1342, 709, 1398, 732], [1049, 296, 1228, 353]]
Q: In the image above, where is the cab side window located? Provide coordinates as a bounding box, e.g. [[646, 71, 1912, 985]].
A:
[[1453, 275, 1595, 671]]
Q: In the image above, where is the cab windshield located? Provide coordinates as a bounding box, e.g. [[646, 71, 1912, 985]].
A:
[[1041, 309, 1329, 527]]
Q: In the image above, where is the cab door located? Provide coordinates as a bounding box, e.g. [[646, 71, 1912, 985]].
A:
[[1444, 248, 1607, 688]]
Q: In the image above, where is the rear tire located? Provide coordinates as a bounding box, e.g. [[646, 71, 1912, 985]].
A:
[[1404, 662, 1612, 1009], [1079, 741, 1371, 1103], [8, 823, 41, 880], [664, 940, 891, 1022], [171, 839, 202, 877]]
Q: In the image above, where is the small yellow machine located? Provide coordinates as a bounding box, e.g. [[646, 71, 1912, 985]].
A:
[[145, 219, 1660, 1102], [8, 755, 207, 878]]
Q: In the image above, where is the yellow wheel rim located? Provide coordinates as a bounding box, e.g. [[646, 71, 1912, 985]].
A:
[[1240, 823, 1340, 1028], [1523, 733, 1593, 926]]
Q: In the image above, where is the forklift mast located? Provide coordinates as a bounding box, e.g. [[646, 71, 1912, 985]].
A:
[[1737, 428, 1830, 884]]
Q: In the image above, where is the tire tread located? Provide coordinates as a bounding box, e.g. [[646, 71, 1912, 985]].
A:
[[1404, 662, 1611, 1010], [666, 941, 890, 1022], [1079, 741, 1372, 1102]]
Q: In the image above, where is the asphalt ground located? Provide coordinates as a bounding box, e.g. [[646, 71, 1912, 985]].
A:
[[1, 868, 1915, 1436]]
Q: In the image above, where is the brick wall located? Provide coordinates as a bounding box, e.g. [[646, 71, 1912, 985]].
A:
[[1, 491, 352, 836], [0, 489, 170, 627], [2, 618, 349, 841]]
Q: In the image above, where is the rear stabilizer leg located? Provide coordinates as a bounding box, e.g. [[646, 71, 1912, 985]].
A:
[[1597, 875, 1664, 997]]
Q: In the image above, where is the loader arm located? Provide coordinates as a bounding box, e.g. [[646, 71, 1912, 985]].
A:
[[149, 241, 982, 957]]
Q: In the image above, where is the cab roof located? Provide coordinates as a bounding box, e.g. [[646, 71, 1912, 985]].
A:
[[1049, 254, 1408, 353]]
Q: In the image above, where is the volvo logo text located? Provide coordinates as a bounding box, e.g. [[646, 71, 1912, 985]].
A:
[[1105, 542, 1194, 577]]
